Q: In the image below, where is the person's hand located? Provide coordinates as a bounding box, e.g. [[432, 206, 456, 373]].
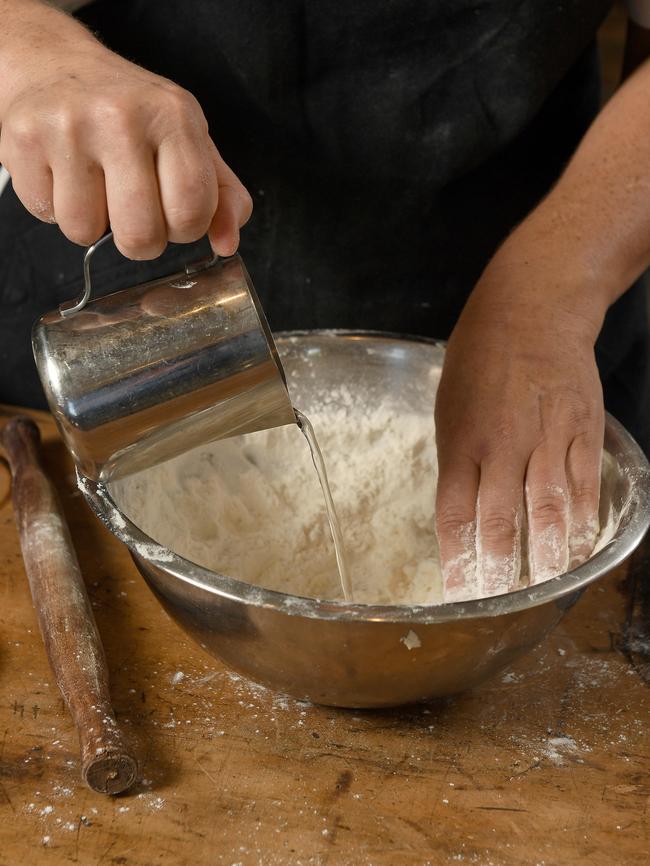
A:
[[434, 240, 606, 601], [0, 27, 252, 259]]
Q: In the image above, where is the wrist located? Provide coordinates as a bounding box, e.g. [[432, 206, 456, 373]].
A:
[[467, 225, 610, 348], [486, 203, 619, 336]]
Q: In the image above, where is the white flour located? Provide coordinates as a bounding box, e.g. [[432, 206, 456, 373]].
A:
[[113, 399, 442, 604], [111, 398, 621, 605]]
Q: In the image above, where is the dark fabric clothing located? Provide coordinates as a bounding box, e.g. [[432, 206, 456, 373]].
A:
[[1, 0, 648, 453]]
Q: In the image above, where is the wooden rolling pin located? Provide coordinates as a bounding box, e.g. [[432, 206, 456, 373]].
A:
[[1, 415, 137, 794]]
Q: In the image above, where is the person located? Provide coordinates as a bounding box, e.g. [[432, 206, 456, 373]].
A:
[[0, 0, 648, 600]]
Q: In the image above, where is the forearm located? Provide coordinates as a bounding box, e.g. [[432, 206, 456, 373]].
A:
[[488, 56, 650, 334], [0, 0, 99, 112]]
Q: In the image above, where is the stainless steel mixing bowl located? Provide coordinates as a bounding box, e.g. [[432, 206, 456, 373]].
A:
[[79, 332, 650, 708]]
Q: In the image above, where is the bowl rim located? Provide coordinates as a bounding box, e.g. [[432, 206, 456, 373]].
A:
[[79, 329, 650, 623]]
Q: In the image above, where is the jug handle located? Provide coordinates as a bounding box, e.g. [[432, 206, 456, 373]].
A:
[[59, 232, 115, 318], [59, 232, 220, 318]]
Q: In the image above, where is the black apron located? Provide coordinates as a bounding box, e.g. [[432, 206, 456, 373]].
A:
[[2, 0, 647, 453]]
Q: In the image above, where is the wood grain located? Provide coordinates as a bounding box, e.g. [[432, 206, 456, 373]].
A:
[[0, 405, 648, 866]]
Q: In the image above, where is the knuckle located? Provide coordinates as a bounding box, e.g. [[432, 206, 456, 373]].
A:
[[571, 428, 602, 453], [51, 105, 83, 140], [166, 205, 210, 238], [163, 84, 207, 127], [436, 506, 475, 536], [570, 483, 599, 507], [475, 423, 518, 462], [95, 95, 131, 122], [564, 395, 601, 432], [567, 404, 596, 431], [6, 112, 41, 148], [527, 493, 567, 527], [571, 423, 599, 453], [181, 175, 211, 200], [479, 512, 518, 543], [94, 98, 139, 142], [166, 84, 195, 110], [173, 174, 213, 207]]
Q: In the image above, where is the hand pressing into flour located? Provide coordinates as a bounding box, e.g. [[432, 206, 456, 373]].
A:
[[0, 1, 252, 259], [434, 232, 606, 601]]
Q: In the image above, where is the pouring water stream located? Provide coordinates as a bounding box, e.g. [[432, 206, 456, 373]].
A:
[[294, 409, 353, 601]]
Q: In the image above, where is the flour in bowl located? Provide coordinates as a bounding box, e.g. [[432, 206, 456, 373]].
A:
[[110, 393, 621, 605], [112, 398, 443, 604]]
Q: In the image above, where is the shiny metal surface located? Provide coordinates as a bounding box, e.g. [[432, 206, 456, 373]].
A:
[[33, 253, 296, 481], [79, 332, 650, 708], [59, 232, 115, 317]]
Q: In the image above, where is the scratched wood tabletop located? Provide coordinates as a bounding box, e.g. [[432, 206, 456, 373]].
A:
[[0, 407, 649, 866]]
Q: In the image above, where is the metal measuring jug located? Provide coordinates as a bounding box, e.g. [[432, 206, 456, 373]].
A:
[[32, 234, 296, 481]]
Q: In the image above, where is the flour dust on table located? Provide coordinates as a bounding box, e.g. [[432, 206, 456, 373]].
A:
[[111, 388, 620, 605]]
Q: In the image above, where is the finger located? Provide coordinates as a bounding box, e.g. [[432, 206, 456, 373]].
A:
[[1, 157, 55, 224], [0, 122, 55, 223], [435, 455, 479, 602], [156, 136, 218, 244], [104, 149, 167, 260], [51, 155, 108, 246], [476, 458, 525, 597], [566, 427, 603, 568], [525, 442, 570, 584], [207, 144, 253, 257]]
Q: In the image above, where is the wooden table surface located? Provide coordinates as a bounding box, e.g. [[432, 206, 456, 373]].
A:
[[0, 407, 649, 866]]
